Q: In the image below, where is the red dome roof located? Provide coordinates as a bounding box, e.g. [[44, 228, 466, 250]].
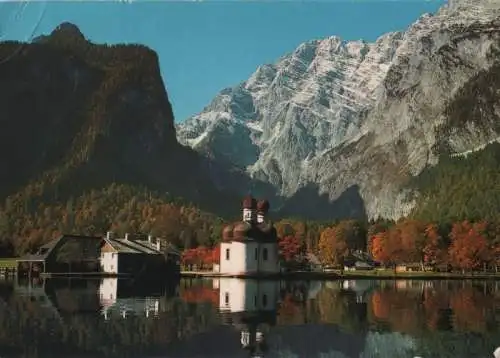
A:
[[222, 224, 234, 241], [233, 221, 252, 239], [256, 199, 270, 213], [242, 195, 257, 209]]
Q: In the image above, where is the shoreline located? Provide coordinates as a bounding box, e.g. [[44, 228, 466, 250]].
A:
[[180, 270, 500, 280]]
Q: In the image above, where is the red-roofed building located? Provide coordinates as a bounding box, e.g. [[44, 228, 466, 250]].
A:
[[219, 196, 280, 276]]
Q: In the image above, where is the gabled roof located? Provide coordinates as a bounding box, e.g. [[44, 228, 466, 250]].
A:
[[18, 234, 102, 261], [103, 238, 162, 255]]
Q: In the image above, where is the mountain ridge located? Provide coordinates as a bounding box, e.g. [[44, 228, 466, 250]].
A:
[[177, 0, 500, 220]]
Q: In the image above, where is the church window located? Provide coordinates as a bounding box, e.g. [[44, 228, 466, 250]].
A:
[[262, 294, 267, 307], [226, 248, 230, 260], [255, 248, 258, 260], [263, 248, 268, 261], [225, 292, 229, 304]]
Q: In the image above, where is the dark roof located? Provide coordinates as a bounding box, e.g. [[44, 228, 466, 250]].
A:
[[18, 235, 103, 262], [104, 238, 161, 254], [227, 221, 277, 243], [104, 237, 181, 256]]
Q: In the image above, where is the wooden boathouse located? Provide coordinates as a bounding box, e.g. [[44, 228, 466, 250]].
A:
[[17, 235, 103, 277], [16, 232, 181, 278]]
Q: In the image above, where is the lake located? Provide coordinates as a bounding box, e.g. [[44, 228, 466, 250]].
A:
[[0, 277, 499, 357]]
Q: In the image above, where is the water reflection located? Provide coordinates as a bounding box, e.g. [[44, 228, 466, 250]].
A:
[[216, 278, 280, 357], [1, 278, 500, 357], [99, 278, 175, 320]]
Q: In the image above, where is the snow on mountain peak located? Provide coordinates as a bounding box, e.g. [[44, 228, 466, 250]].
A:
[[176, 0, 500, 219]]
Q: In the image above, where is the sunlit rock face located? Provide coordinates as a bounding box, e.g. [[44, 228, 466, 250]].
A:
[[177, 0, 500, 220]]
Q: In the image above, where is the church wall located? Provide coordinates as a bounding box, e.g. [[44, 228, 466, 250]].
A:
[[218, 278, 279, 313], [257, 242, 280, 274], [219, 242, 232, 274], [220, 241, 260, 275]]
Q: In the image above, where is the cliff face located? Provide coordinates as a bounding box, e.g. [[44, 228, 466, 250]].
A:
[[0, 23, 241, 217], [177, 0, 500, 220]]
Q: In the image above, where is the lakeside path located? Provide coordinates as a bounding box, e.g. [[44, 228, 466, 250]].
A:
[[181, 270, 500, 280]]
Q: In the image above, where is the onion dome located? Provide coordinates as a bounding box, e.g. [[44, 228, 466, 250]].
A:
[[233, 221, 252, 240], [222, 224, 234, 241], [242, 195, 257, 209], [257, 221, 272, 234], [257, 222, 278, 242], [256, 199, 270, 214]]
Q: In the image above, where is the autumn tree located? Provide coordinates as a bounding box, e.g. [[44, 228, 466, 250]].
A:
[[397, 219, 427, 265], [318, 227, 348, 268], [210, 245, 221, 265], [369, 231, 391, 265], [278, 235, 303, 263], [448, 221, 490, 272], [423, 223, 447, 267]]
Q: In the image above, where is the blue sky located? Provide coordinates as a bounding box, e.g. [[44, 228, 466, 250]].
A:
[[0, 0, 446, 122]]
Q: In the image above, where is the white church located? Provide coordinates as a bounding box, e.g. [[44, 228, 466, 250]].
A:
[[219, 196, 280, 276]]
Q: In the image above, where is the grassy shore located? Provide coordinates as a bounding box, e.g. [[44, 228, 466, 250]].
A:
[[338, 269, 500, 280], [0, 258, 17, 269], [181, 269, 500, 280]]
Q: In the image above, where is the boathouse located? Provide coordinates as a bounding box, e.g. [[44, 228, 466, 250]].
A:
[[219, 196, 280, 276], [17, 235, 103, 276], [17, 232, 180, 277], [100, 232, 180, 277]]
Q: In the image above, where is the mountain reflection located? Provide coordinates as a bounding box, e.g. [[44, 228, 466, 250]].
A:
[[0, 278, 500, 357]]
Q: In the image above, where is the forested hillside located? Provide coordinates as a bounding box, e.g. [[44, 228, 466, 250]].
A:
[[0, 23, 239, 255], [410, 142, 500, 223]]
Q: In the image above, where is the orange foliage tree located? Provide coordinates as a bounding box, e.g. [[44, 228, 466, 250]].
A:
[[210, 244, 221, 265], [397, 219, 427, 264], [369, 232, 391, 265], [181, 246, 214, 270], [278, 235, 303, 263], [318, 227, 348, 267], [423, 224, 447, 266], [448, 221, 490, 272]]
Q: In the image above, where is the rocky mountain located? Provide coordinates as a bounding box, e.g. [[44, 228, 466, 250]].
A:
[[177, 0, 500, 220], [0, 22, 248, 223]]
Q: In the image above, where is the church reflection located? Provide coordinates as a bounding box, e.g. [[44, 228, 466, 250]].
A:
[[214, 278, 281, 357], [212, 278, 374, 358]]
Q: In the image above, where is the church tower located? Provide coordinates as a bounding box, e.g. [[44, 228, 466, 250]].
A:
[[219, 196, 279, 276]]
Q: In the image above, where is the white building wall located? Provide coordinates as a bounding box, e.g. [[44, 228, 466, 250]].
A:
[[220, 241, 260, 275], [101, 252, 119, 274], [257, 243, 280, 274], [218, 278, 279, 313], [219, 242, 232, 274], [99, 277, 118, 307]]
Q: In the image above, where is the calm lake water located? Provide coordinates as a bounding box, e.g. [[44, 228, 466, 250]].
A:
[[0, 277, 499, 358]]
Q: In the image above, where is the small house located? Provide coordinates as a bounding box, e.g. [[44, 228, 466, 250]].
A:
[[343, 260, 375, 271], [100, 232, 180, 277], [395, 262, 427, 272]]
